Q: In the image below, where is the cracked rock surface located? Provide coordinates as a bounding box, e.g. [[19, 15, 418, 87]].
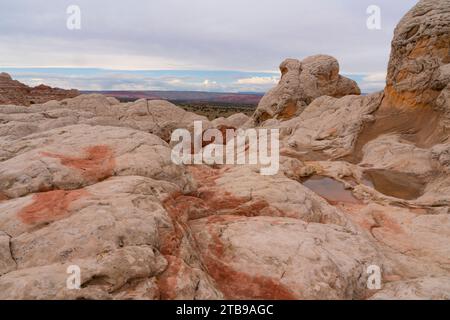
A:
[[0, 0, 449, 300]]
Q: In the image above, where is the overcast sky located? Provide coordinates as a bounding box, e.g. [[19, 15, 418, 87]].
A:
[[0, 0, 417, 92]]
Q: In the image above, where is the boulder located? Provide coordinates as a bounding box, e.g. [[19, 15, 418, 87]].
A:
[[0, 95, 211, 142], [383, 0, 450, 111], [252, 55, 360, 124], [377, 0, 450, 144]]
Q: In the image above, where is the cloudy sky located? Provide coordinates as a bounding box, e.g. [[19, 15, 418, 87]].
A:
[[0, 0, 417, 93]]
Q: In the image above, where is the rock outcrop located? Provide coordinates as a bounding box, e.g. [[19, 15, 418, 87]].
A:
[[0, 94, 211, 143], [369, 0, 450, 147], [252, 55, 360, 125], [0, 0, 449, 300], [0, 73, 79, 106], [383, 0, 450, 111]]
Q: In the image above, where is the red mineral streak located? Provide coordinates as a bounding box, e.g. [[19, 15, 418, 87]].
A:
[[157, 192, 195, 299], [201, 215, 297, 300], [216, 125, 237, 145], [190, 166, 295, 218], [202, 125, 237, 147], [203, 255, 297, 300], [0, 192, 9, 202], [159, 192, 193, 256], [40, 145, 115, 182], [158, 165, 297, 299], [190, 125, 238, 155], [17, 189, 89, 225], [188, 165, 223, 187], [167, 166, 294, 221], [334, 203, 375, 232], [373, 212, 404, 234], [156, 255, 183, 300]]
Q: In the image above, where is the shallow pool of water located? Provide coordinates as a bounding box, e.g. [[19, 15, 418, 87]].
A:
[[363, 169, 425, 200], [303, 175, 361, 204]]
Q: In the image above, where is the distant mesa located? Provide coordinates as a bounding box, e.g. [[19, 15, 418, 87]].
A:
[[83, 90, 264, 106], [0, 72, 79, 106]]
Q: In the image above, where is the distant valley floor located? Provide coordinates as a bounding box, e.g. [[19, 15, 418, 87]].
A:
[[82, 90, 261, 119]]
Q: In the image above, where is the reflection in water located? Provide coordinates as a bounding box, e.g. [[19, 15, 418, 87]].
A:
[[303, 170, 425, 204], [363, 169, 425, 200], [303, 176, 361, 204]]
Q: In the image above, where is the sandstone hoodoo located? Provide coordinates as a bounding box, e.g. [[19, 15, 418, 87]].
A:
[[251, 55, 360, 125], [383, 0, 450, 111], [361, 0, 450, 149], [0, 0, 449, 301], [0, 73, 79, 106]]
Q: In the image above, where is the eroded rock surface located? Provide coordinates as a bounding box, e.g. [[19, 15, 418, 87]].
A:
[[191, 215, 384, 299], [252, 55, 360, 125], [370, 277, 450, 300], [0, 95, 211, 143], [0, 73, 79, 106], [0, 0, 449, 300], [366, 0, 450, 147], [383, 0, 450, 111]]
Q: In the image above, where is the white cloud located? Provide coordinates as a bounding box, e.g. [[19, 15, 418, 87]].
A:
[[358, 71, 387, 92], [0, 0, 418, 74], [236, 76, 279, 85], [168, 79, 183, 85], [362, 72, 387, 82], [359, 81, 385, 92], [202, 79, 218, 87]]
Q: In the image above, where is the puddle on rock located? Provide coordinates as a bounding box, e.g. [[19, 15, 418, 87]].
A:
[[302, 175, 361, 204], [363, 169, 425, 200], [303, 170, 425, 205]]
